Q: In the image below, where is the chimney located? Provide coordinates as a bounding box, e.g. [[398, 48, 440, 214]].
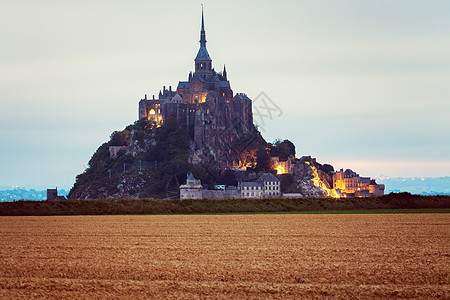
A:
[[145, 94, 147, 100]]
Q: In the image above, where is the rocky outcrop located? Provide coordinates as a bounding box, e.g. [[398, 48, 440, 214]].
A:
[[125, 130, 156, 157], [68, 115, 265, 200], [292, 161, 328, 197]]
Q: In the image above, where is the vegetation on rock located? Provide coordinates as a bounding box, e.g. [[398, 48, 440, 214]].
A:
[[69, 117, 283, 199]]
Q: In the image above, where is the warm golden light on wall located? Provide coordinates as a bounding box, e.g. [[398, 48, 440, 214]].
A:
[[276, 165, 286, 175], [334, 179, 345, 190], [306, 162, 340, 198], [200, 93, 207, 103]]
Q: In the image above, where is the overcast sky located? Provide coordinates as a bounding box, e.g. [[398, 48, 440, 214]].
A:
[[1, 0, 449, 189]]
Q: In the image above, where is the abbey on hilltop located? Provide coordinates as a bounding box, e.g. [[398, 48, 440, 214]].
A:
[[138, 8, 254, 150], [68, 8, 385, 200]]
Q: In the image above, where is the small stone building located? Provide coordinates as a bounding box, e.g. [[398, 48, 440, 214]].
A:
[[179, 173, 203, 199], [46, 188, 66, 200], [179, 173, 239, 199]]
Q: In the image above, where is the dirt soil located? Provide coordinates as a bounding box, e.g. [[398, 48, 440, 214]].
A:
[[0, 214, 448, 299]]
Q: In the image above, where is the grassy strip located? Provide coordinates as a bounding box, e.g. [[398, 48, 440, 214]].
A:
[[282, 208, 450, 214], [1, 193, 449, 216]]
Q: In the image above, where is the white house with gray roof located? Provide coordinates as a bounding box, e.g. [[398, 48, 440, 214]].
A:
[[238, 173, 281, 199]]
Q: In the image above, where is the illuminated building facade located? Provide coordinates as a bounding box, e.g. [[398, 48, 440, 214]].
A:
[[138, 8, 253, 150], [333, 169, 385, 197], [270, 157, 294, 175]]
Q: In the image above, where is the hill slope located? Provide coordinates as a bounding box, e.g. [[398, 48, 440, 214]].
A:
[[69, 117, 267, 199]]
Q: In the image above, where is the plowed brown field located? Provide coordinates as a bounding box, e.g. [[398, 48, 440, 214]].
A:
[[0, 214, 448, 299]]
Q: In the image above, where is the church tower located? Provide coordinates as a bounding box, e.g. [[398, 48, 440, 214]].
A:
[[194, 7, 213, 78], [140, 7, 254, 168]]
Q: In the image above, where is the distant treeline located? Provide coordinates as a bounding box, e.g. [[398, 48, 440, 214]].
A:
[[0, 193, 449, 216]]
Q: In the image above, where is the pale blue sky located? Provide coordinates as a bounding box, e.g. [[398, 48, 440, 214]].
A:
[[1, 0, 449, 189]]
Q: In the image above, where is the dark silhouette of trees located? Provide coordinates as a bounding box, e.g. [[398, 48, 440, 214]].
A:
[[110, 130, 130, 146], [270, 139, 296, 161]]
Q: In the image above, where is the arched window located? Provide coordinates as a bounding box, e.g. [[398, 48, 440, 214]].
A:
[[149, 109, 156, 115]]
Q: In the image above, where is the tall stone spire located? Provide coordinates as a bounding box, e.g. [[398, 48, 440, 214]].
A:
[[195, 6, 212, 75], [223, 64, 227, 80], [200, 6, 206, 44]]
